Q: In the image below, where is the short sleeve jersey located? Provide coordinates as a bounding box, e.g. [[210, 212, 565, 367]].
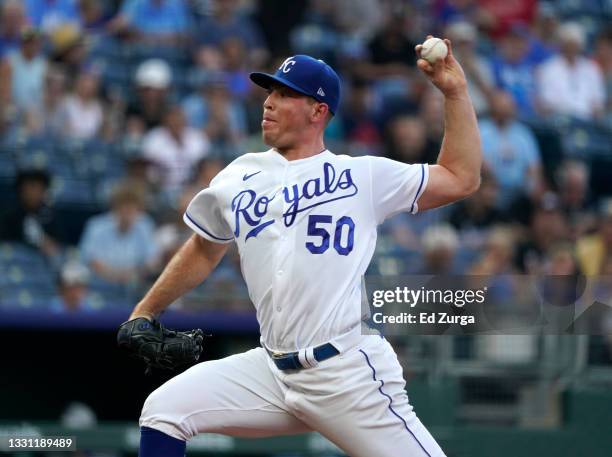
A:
[[184, 149, 428, 351]]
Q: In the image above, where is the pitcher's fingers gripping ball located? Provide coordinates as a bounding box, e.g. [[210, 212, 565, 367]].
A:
[[117, 317, 205, 374], [419, 37, 448, 64], [415, 36, 468, 99]]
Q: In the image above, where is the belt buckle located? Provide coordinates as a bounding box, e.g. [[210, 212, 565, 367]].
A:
[[271, 351, 286, 359]]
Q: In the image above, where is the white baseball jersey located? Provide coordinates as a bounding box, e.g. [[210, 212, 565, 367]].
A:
[[183, 149, 428, 352]]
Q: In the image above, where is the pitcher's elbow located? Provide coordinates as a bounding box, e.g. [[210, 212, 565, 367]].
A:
[[462, 174, 481, 198]]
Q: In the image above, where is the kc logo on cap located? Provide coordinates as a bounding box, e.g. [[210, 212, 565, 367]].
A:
[[250, 54, 341, 114], [279, 57, 297, 73]]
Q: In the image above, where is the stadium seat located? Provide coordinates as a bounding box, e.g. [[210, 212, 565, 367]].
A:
[[101, 64, 133, 90], [556, 0, 611, 16], [0, 243, 47, 266], [86, 141, 126, 178], [0, 153, 16, 179], [128, 43, 189, 66], [0, 246, 56, 306], [88, 36, 124, 61], [88, 276, 138, 308], [51, 177, 97, 206], [560, 118, 612, 159], [0, 287, 52, 309], [455, 247, 480, 270], [373, 250, 424, 276]]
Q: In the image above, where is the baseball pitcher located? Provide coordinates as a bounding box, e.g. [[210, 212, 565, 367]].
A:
[[118, 38, 481, 456]]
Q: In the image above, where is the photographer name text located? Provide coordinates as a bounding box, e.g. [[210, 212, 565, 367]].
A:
[[372, 311, 475, 326]]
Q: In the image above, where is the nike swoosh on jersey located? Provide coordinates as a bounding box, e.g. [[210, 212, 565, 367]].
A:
[[243, 171, 262, 181]]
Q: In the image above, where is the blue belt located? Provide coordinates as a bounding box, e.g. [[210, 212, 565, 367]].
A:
[[267, 343, 340, 371]]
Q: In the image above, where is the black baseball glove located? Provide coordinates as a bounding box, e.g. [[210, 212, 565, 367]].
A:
[[117, 317, 205, 374]]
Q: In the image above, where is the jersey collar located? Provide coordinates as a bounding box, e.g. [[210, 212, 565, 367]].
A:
[[269, 148, 332, 165]]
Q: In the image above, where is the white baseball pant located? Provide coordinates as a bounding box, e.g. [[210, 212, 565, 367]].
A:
[[140, 334, 447, 456]]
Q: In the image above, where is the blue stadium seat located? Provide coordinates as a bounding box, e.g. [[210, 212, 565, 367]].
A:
[[0, 287, 52, 309], [0, 243, 47, 266], [1, 263, 55, 294], [17, 135, 55, 155], [173, 71, 192, 98], [560, 118, 612, 159], [48, 158, 80, 180], [3, 265, 25, 285], [55, 139, 87, 158], [88, 36, 124, 61], [455, 247, 479, 271], [101, 64, 133, 90], [0, 264, 7, 287], [556, 0, 610, 16], [25, 149, 53, 169], [51, 177, 96, 205], [373, 233, 397, 255], [88, 153, 124, 178], [12, 137, 55, 171], [19, 269, 55, 288], [372, 250, 424, 276], [88, 276, 137, 308], [128, 43, 189, 66], [0, 153, 16, 179], [85, 141, 126, 179], [0, 242, 56, 310], [290, 25, 339, 66], [0, 136, 18, 153]]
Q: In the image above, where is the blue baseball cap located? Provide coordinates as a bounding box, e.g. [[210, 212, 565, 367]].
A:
[[250, 55, 341, 115]]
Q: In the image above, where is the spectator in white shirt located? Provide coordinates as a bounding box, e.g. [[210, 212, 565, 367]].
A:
[[57, 67, 104, 139], [445, 21, 494, 116], [0, 28, 47, 130], [593, 27, 612, 126], [536, 22, 606, 120], [142, 104, 210, 196]]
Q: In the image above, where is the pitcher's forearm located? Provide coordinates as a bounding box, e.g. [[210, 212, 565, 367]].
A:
[[437, 90, 482, 190], [130, 235, 228, 320]]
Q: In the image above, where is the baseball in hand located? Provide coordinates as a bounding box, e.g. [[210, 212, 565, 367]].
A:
[[420, 37, 448, 64]]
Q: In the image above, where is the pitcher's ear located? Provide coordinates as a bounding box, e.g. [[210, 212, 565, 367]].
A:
[[313, 102, 330, 122]]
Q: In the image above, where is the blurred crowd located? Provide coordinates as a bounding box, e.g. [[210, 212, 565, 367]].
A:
[[0, 0, 611, 314]]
